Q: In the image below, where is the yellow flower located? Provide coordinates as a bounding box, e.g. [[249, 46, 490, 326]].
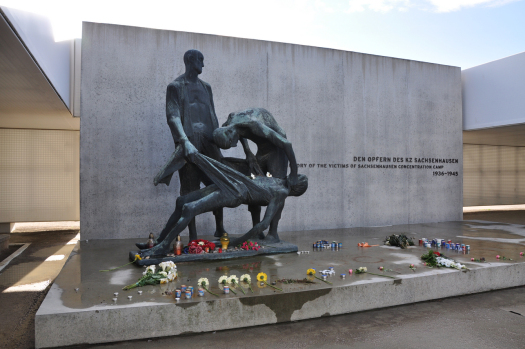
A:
[[135, 254, 142, 261], [307, 268, 316, 276], [257, 272, 267, 282]]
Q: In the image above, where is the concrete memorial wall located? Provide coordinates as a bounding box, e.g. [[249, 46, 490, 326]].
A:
[[80, 22, 462, 240]]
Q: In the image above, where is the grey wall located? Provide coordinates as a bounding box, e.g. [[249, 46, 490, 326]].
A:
[[464, 144, 525, 206], [81, 22, 463, 240]]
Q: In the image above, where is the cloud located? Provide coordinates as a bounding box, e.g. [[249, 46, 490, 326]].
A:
[[428, 0, 519, 12], [346, 0, 522, 12], [347, 0, 411, 13]]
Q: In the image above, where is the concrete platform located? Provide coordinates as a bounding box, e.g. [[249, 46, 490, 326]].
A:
[[35, 220, 525, 348]]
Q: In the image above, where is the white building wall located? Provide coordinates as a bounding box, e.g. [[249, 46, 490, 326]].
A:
[[0, 129, 80, 222], [462, 51, 525, 130]]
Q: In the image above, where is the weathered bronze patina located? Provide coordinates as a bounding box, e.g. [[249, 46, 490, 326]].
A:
[[135, 51, 307, 259]]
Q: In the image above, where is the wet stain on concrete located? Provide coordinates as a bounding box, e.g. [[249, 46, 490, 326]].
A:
[[176, 302, 202, 309], [353, 256, 384, 263], [240, 288, 332, 322], [393, 279, 402, 286]]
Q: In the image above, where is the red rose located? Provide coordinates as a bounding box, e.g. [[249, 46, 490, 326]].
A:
[[189, 245, 203, 254], [434, 251, 441, 256]]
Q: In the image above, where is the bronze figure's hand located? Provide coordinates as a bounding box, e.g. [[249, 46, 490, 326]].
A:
[[183, 140, 198, 160], [287, 173, 298, 188]]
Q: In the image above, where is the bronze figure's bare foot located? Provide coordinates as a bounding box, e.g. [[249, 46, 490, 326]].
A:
[[262, 235, 280, 243], [139, 241, 171, 258]]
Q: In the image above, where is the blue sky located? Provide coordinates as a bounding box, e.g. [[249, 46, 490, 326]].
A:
[[2, 0, 524, 69]]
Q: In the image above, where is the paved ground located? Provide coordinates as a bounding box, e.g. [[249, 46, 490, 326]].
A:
[[464, 205, 525, 225], [0, 209, 524, 349], [0, 229, 79, 349]]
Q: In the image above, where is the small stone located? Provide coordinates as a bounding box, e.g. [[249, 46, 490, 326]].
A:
[[74, 288, 79, 292], [271, 282, 276, 285], [138, 291, 143, 295], [113, 292, 118, 296], [112, 298, 117, 302], [127, 296, 132, 300]]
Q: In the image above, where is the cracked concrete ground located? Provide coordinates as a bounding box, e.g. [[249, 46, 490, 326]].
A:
[[1, 208, 525, 349]]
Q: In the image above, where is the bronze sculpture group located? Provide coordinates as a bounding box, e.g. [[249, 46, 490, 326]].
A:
[[137, 50, 307, 258]]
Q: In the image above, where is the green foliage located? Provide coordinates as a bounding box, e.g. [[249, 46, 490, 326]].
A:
[[123, 271, 166, 290], [384, 234, 415, 249], [421, 250, 439, 267]]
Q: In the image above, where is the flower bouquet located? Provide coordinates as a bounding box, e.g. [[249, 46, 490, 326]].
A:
[[240, 274, 254, 293], [355, 266, 396, 279], [383, 234, 414, 249], [421, 250, 467, 270], [188, 239, 216, 254], [123, 263, 177, 290], [239, 240, 261, 251], [306, 269, 332, 284], [257, 272, 282, 291]]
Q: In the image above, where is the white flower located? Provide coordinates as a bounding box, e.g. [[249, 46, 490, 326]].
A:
[[160, 278, 168, 284], [159, 261, 176, 272], [228, 275, 239, 285], [158, 262, 168, 271], [436, 256, 465, 270], [241, 274, 251, 283], [266, 172, 272, 177], [143, 265, 156, 275], [159, 271, 167, 277], [198, 277, 209, 287], [218, 275, 229, 284], [167, 271, 177, 281]]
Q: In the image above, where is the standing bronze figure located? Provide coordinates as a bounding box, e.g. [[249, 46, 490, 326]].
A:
[[153, 50, 227, 242]]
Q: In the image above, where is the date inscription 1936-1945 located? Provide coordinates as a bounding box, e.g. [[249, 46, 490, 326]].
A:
[[433, 171, 459, 176]]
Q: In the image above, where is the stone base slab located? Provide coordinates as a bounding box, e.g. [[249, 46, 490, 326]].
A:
[[35, 221, 525, 348]]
